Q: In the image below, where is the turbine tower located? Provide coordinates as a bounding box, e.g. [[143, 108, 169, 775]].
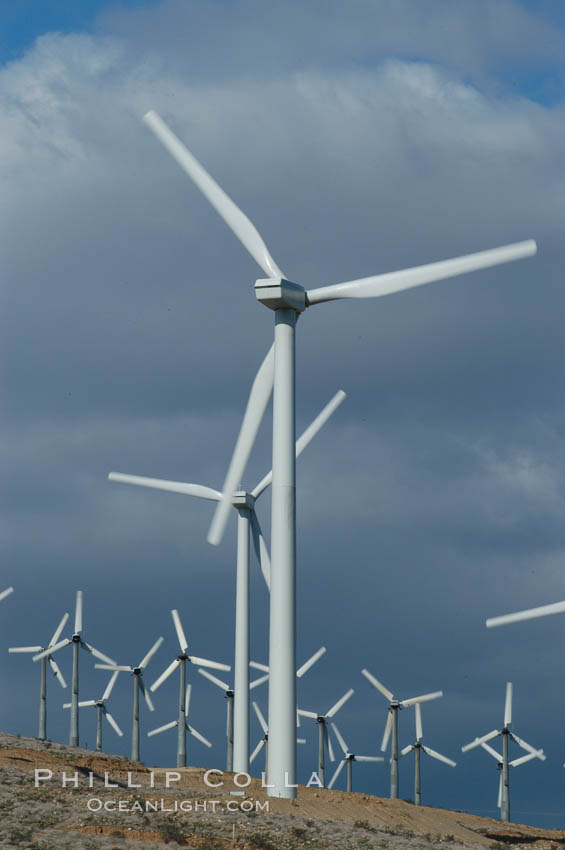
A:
[[298, 688, 354, 787], [96, 636, 163, 762], [109, 389, 344, 774], [250, 700, 306, 775], [361, 668, 442, 799], [328, 722, 384, 791], [148, 683, 212, 759], [400, 703, 456, 805], [142, 108, 536, 796], [63, 671, 123, 752], [33, 592, 115, 747], [461, 682, 545, 822], [9, 612, 68, 740]]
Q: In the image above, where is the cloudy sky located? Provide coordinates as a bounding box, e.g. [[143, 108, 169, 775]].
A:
[[2, 0, 565, 828]]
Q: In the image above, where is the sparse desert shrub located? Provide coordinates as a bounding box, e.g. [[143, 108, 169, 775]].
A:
[[159, 818, 187, 845], [247, 831, 276, 850]]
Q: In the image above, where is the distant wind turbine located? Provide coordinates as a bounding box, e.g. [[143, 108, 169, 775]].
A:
[[461, 682, 545, 822], [33, 592, 115, 747], [361, 668, 443, 799], [9, 611, 68, 740], [63, 671, 122, 751], [328, 722, 384, 791], [400, 703, 456, 805], [148, 683, 212, 758], [298, 688, 354, 788]]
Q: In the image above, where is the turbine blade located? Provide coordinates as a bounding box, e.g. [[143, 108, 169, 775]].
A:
[[297, 709, 318, 720], [33, 639, 71, 661], [400, 744, 414, 757], [108, 472, 221, 502], [0, 587, 14, 601], [510, 732, 545, 758], [74, 591, 83, 634], [296, 646, 326, 679], [326, 726, 336, 763], [48, 658, 67, 689], [139, 676, 155, 711], [143, 110, 284, 279], [330, 722, 349, 756], [9, 646, 43, 653], [498, 773, 502, 809], [104, 711, 123, 737], [251, 389, 347, 499], [250, 674, 269, 690], [81, 643, 116, 666], [486, 600, 565, 628], [481, 742, 503, 761], [250, 661, 270, 673], [327, 759, 346, 790], [249, 509, 271, 590], [138, 637, 164, 670], [150, 659, 180, 692], [76, 699, 97, 707], [185, 684, 192, 718], [504, 682, 513, 727], [249, 738, 265, 764], [95, 664, 131, 672], [187, 724, 212, 748], [171, 610, 188, 653], [355, 755, 385, 762], [510, 750, 545, 767], [422, 745, 456, 767], [102, 671, 120, 702], [400, 691, 443, 708], [381, 713, 393, 752], [325, 688, 354, 718], [49, 613, 69, 647], [306, 240, 536, 305], [361, 669, 393, 701], [253, 701, 268, 734], [208, 344, 274, 546], [148, 720, 177, 737], [415, 703, 423, 741], [461, 729, 500, 752], [189, 655, 231, 672], [197, 668, 230, 692]]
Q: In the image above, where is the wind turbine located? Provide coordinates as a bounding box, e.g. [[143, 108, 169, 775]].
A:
[[9, 612, 68, 740], [461, 682, 545, 822], [109, 389, 344, 774], [361, 668, 443, 799], [148, 683, 212, 758], [328, 722, 384, 791], [297, 688, 354, 788], [96, 636, 163, 762], [400, 703, 456, 806], [142, 108, 536, 796], [63, 671, 123, 752], [149, 610, 230, 768], [250, 700, 306, 776], [32, 592, 115, 747]]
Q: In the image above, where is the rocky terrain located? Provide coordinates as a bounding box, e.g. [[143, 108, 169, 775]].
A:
[[0, 732, 564, 849]]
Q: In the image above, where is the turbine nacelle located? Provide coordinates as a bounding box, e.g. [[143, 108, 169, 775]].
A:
[[232, 491, 255, 510], [255, 279, 306, 313]]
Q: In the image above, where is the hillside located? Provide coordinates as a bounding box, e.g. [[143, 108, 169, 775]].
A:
[[1, 732, 563, 849]]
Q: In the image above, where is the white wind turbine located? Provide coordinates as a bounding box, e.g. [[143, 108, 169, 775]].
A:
[[149, 610, 230, 768], [63, 671, 123, 752], [361, 668, 443, 799], [400, 703, 456, 806], [96, 636, 163, 762], [33, 592, 115, 747], [298, 688, 354, 788], [250, 700, 306, 776], [109, 389, 344, 774], [9, 612, 68, 740], [461, 682, 545, 822], [328, 722, 384, 792], [142, 108, 537, 797], [148, 683, 212, 757]]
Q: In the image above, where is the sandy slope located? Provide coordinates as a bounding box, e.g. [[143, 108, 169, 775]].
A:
[[0, 732, 563, 849]]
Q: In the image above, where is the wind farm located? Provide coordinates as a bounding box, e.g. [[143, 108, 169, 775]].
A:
[[5, 0, 565, 840]]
